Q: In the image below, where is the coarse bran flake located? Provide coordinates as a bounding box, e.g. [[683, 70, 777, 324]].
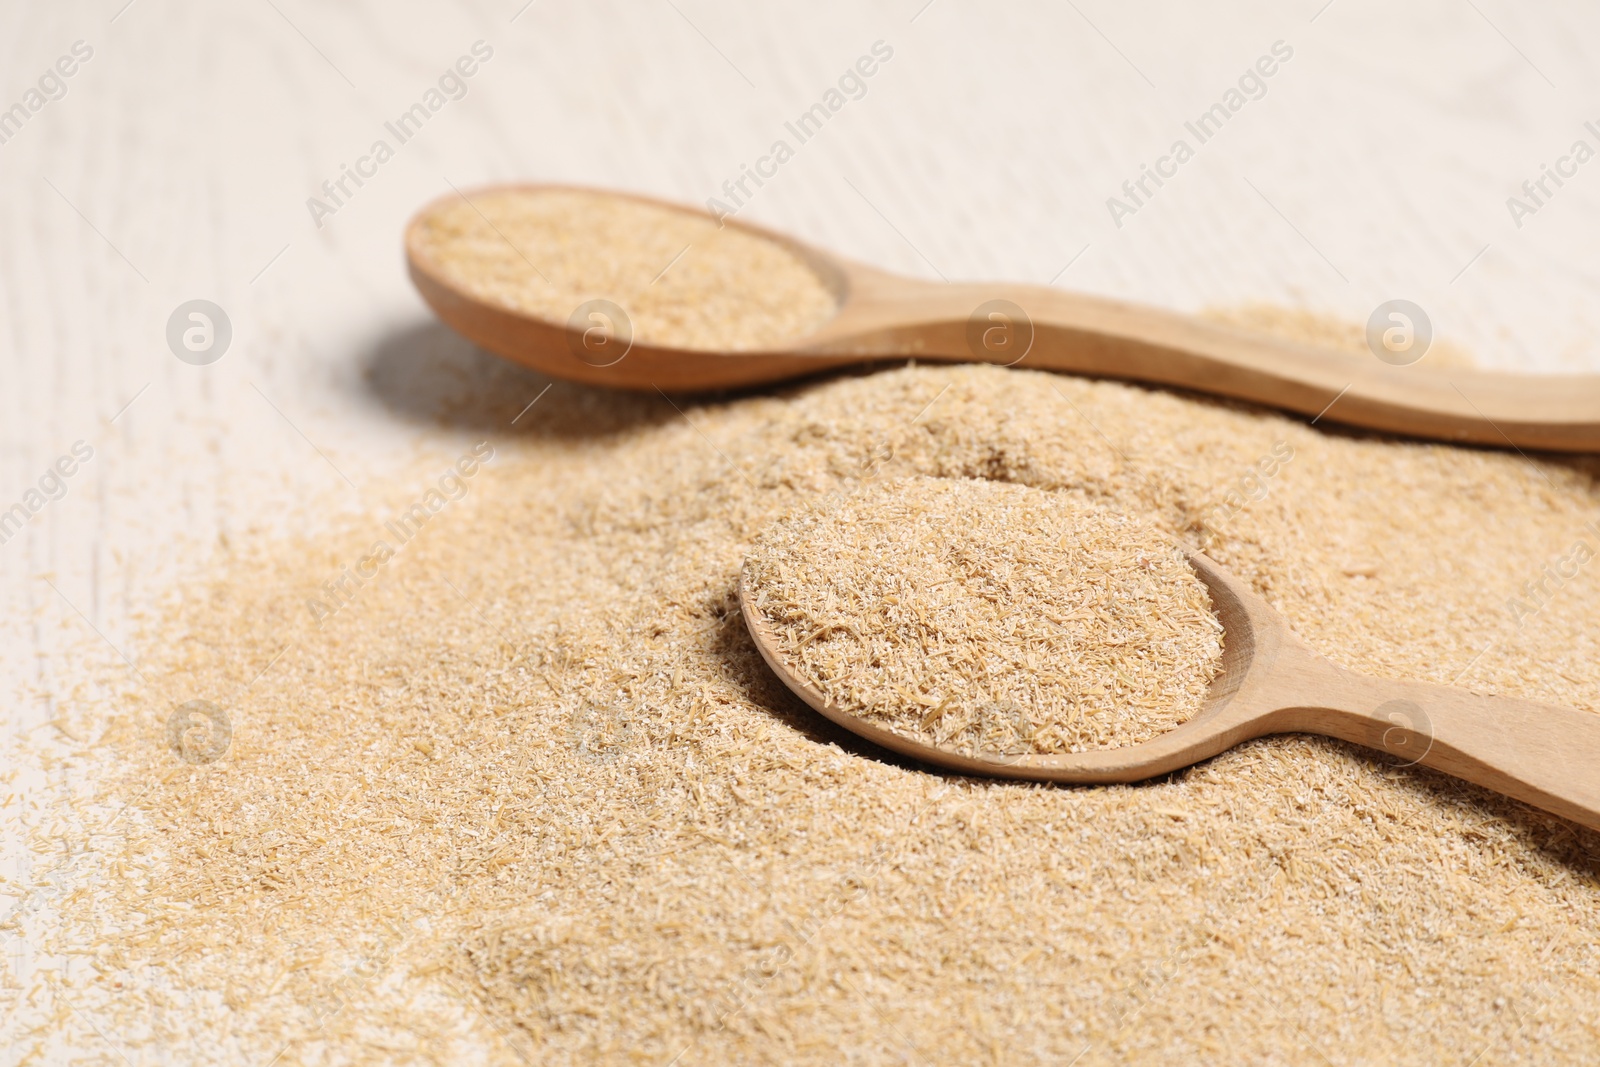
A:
[[744, 477, 1224, 755], [17, 344, 1600, 1065], [412, 187, 839, 351]]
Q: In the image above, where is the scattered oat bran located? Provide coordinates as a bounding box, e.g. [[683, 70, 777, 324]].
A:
[[744, 477, 1223, 756], [411, 187, 839, 350], [17, 351, 1600, 1065]]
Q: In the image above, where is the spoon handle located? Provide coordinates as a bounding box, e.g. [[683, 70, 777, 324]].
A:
[[1288, 668, 1600, 832], [840, 277, 1600, 451], [1013, 288, 1600, 452]]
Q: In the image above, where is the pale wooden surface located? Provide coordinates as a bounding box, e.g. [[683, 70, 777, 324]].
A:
[[4, 0, 1600, 1061]]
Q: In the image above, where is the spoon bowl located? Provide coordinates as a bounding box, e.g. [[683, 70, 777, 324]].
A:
[[408, 183, 1600, 451], [741, 545, 1600, 832]]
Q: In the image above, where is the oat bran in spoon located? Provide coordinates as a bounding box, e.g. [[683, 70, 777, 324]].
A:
[[742, 476, 1225, 757], [410, 186, 838, 351]]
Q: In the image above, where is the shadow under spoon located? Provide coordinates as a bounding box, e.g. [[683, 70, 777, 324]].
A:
[[407, 182, 1600, 452], [740, 549, 1600, 833]]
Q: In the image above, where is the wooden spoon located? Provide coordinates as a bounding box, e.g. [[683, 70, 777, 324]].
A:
[[406, 183, 1600, 452], [741, 548, 1600, 832]]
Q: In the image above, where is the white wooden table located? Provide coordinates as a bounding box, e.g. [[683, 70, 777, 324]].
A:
[[4, 0, 1598, 1059]]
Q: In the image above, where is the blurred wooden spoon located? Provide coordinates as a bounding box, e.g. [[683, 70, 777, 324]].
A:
[[407, 183, 1600, 452]]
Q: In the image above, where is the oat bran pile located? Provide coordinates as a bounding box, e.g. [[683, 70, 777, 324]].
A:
[[744, 477, 1223, 756], [18, 358, 1600, 1065]]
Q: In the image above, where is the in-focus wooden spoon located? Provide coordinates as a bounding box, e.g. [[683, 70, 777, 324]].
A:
[[406, 184, 1600, 452], [741, 548, 1600, 832]]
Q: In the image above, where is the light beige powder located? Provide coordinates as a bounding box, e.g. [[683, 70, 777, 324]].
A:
[[19, 353, 1600, 1065], [744, 477, 1223, 755], [412, 187, 839, 350]]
